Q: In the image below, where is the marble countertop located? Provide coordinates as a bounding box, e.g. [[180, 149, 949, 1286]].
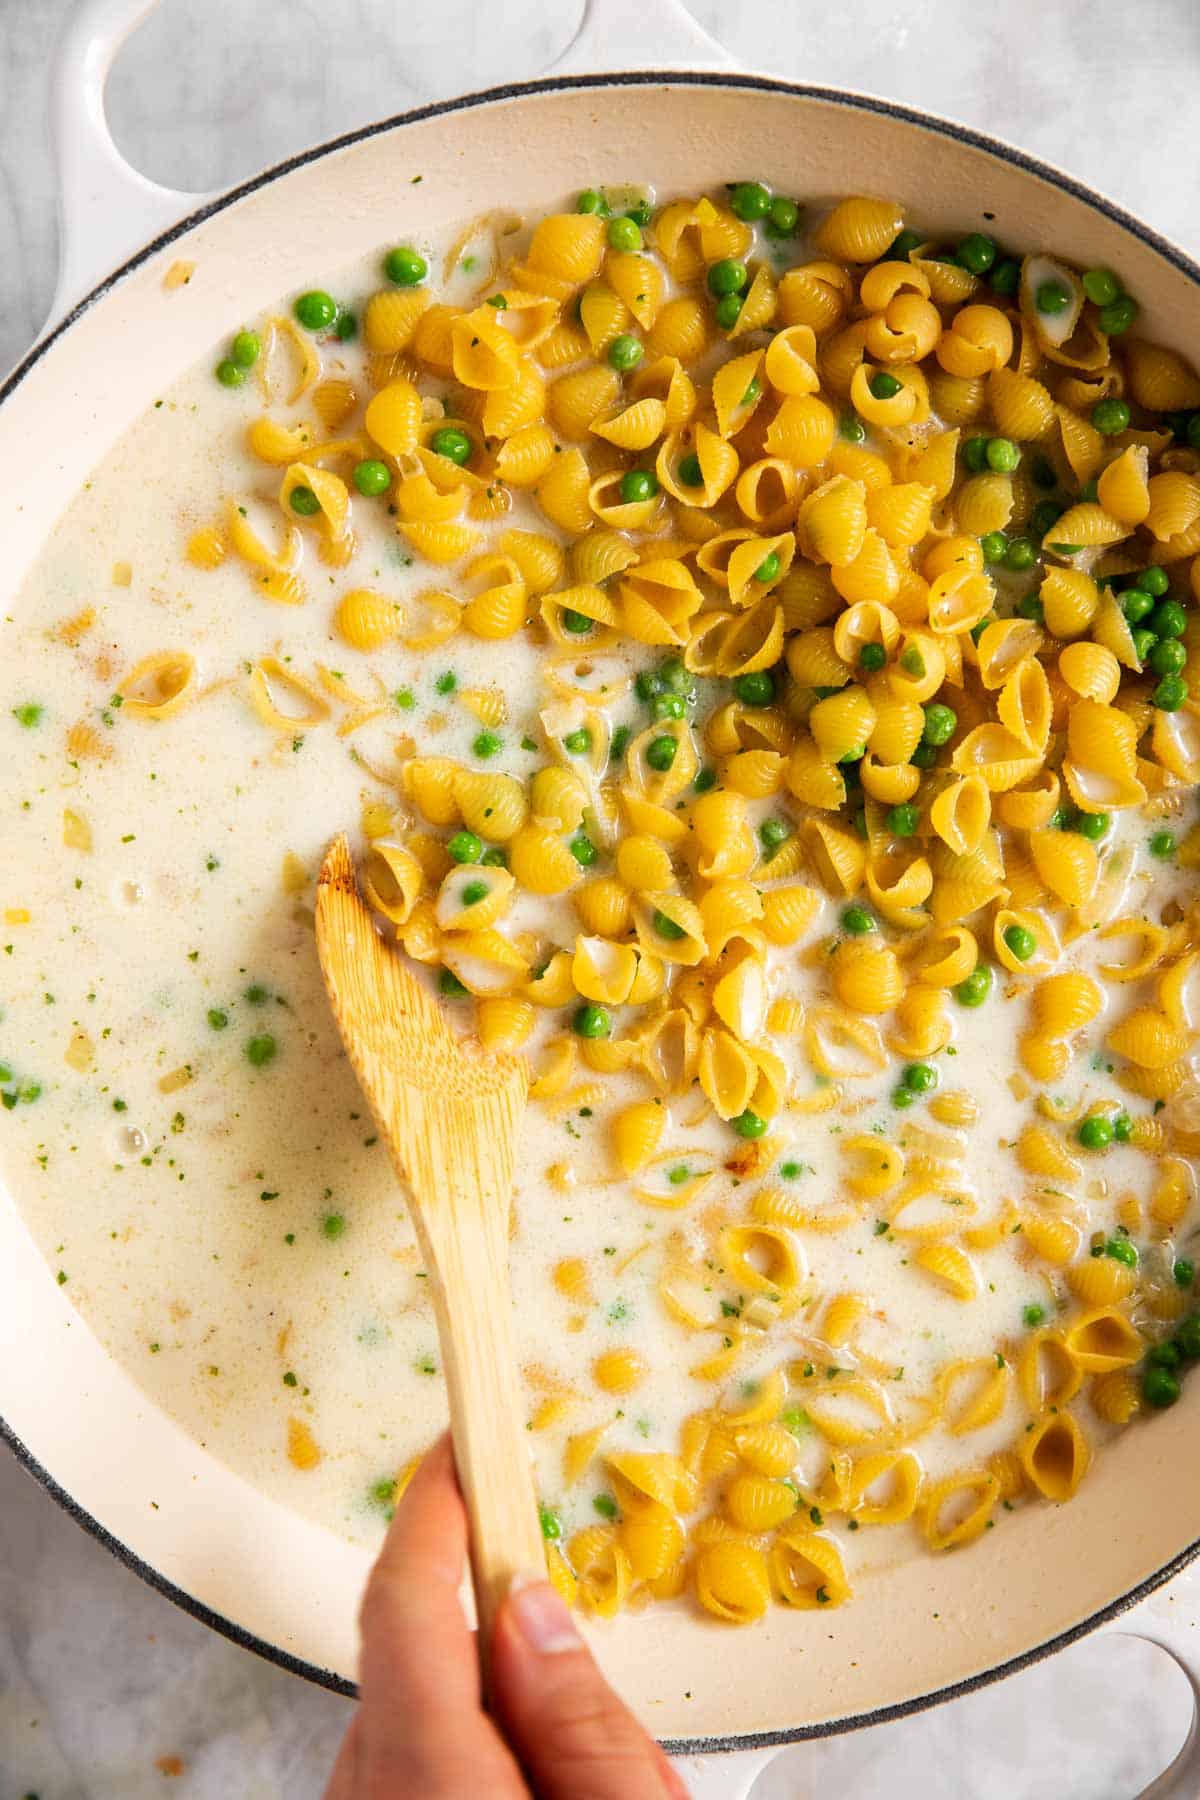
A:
[[4, 2, 1200, 1794]]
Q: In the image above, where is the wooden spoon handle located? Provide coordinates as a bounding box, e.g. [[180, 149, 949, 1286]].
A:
[[427, 1216, 546, 1684]]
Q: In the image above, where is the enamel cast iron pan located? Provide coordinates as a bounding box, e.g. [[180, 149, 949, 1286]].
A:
[[3, 1, 1200, 1792]]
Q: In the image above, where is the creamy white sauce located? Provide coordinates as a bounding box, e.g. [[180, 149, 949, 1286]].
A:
[[1, 215, 1196, 1597]]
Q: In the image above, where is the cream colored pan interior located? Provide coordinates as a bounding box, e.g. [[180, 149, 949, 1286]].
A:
[[3, 10, 1200, 1764]]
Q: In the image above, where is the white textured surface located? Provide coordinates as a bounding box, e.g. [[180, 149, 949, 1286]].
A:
[[3, 2, 1200, 1794]]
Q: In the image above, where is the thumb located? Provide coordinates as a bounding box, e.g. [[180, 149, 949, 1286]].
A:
[[490, 1574, 688, 1800]]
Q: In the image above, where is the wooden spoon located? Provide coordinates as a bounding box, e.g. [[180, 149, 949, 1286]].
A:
[[315, 832, 543, 1679]]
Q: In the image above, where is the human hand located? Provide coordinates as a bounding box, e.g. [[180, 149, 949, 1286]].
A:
[[323, 1434, 689, 1798]]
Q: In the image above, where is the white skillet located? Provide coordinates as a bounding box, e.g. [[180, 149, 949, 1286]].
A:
[[3, 2, 1200, 1794]]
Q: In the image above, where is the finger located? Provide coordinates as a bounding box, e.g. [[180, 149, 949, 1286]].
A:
[[321, 1712, 359, 1800], [355, 1432, 526, 1794], [491, 1576, 689, 1800]]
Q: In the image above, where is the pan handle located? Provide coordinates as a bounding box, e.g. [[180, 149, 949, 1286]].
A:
[[1129, 1632, 1200, 1798], [670, 1745, 779, 1799], [546, 0, 738, 76], [46, 0, 215, 334]]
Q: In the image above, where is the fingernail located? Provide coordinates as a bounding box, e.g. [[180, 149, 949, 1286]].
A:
[[509, 1572, 582, 1654]]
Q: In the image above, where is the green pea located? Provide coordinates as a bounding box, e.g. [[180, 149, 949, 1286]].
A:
[[904, 1062, 938, 1094], [1140, 565, 1170, 597], [460, 880, 489, 908], [1149, 600, 1187, 639], [572, 1002, 612, 1039], [758, 817, 791, 854], [1048, 807, 1071, 830], [733, 670, 774, 706], [979, 531, 1008, 565], [435, 671, 457, 695], [887, 803, 919, 837], [231, 329, 261, 369], [446, 831, 483, 864], [1099, 295, 1138, 335], [215, 358, 246, 388], [1035, 279, 1071, 315], [645, 734, 677, 772], [1092, 397, 1131, 436], [910, 742, 938, 769], [730, 181, 771, 221], [576, 189, 606, 214], [608, 333, 644, 372], [1150, 637, 1187, 676], [764, 196, 800, 238], [753, 551, 781, 584], [900, 646, 926, 677], [569, 834, 597, 867], [1149, 830, 1177, 860], [841, 904, 875, 936], [635, 669, 663, 703], [1022, 1303, 1046, 1328], [607, 216, 642, 253], [886, 228, 925, 262], [609, 725, 631, 761], [989, 259, 1020, 296], [839, 413, 866, 443], [206, 1008, 229, 1031], [1077, 1116, 1114, 1151], [859, 643, 887, 673], [1120, 587, 1154, 623], [1152, 673, 1189, 712], [652, 909, 687, 941], [868, 371, 902, 400], [1016, 594, 1044, 624], [563, 728, 592, 755], [1003, 537, 1037, 572], [430, 426, 472, 466], [986, 437, 1020, 473], [956, 233, 997, 275], [293, 289, 337, 331], [1174, 1259, 1196, 1288], [693, 766, 717, 793], [921, 702, 957, 746], [472, 729, 502, 758], [1074, 811, 1110, 841], [1131, 627, 1158, 666], [481, 847, 507, 868], [741, 378, 762, 406], [289, 485, 321, 516], [730, 1109, 767, 1139], [562, 607, 595, 636], [1112, 1113, 1132, 1142], [659, 658, 690, 694], [1149, 1341, 1181, 1370], [1143, 1366, 1181, 1409], [439, 969, 470, 998], [652, 693, 685, 719], [1176, 1314, 1200, 1359], [593, 1491, 619, 1519], [969, 617, 992, 643], [1030, 500, 1064, 538], [619, 468, 658, 504], [678, 453, 704, 487], [1079, 477, 1099, 502], [891, 1086, 915, 1110], [625, 199, 652, 228], [539, 1504, 563, 1540], [1003, 923, 1036, 962], [353, 459, 391, 497], [245, 1033, 278, 1067], [714, 293, 743, 330], [334, 310, 357, 341], [383, 246, 427, 287], [963, 437, 990, 473], [705, 259, 741, 297], [955, 964, 992, 1007], [1082, 267, 1121, 307], [1109, 1235, 1138, 1265], [838, 744, 866, 765]]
